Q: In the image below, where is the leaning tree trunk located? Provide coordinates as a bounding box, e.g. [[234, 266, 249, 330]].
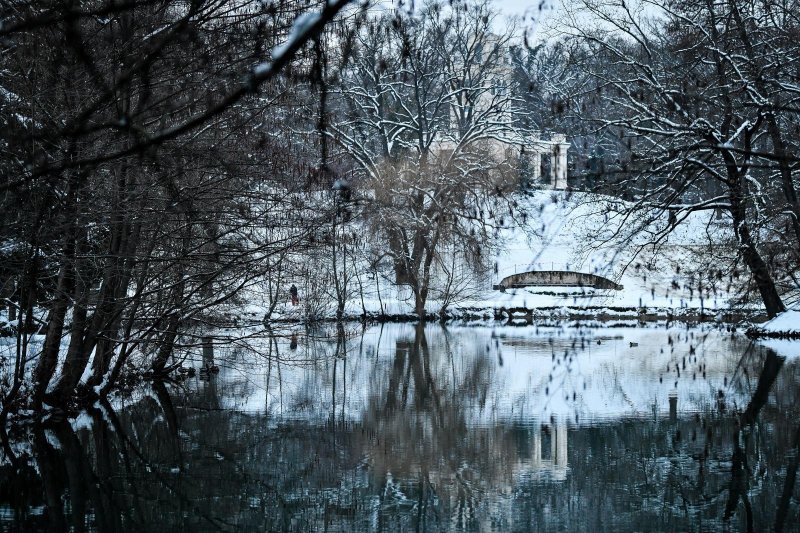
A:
[[32, 209, 80, 409], [32, 168, 90, 410], [32, 261, 73, 410], [96, 226, 155, 395], [150, 286, 185, 375], [729, 176, 786, 318], [80, 216, 141, 391], [49, 228, 91, 404], [52, 165, 142, 402]]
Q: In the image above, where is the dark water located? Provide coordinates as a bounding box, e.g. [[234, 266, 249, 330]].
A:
[[1, 323, 799, 531]]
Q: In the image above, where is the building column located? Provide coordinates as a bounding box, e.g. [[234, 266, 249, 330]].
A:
[[531, 151, 542, 182], [550, 134, 570, 190]]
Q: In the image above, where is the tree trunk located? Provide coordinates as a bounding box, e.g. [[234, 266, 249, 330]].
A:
[[765, 115, 800, 251], [739, 225, 785, 318], [32, 257, 73, 410], [50, 224, 91, 404], [151, 310, 182, 375], [53, 186, 141, 402], [32, 171, 85, 409], [97, 229, 155, 394], [332, 221, 347, 320], [414, 230, 439, 321], [729, 180, 785, 318], [51, 295, 88, 404], [414, 290, 426, 319], [84, 218, 140, 389]]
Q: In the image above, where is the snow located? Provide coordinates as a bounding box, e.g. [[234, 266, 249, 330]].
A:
[[71, 411, 95, 432], [142, 23, 170, 41], [78, 347, 97, 386], [747, 308, 800, 346], [271, 11, 321, 60], [253, 9, 323, 77], [0, 85, 19, 103], [44, 430, 61, 450], [761, 309, 800, 335], [253, 62, 272, 77], [240, 189, 743, 321], [756, 337, 800, 359]]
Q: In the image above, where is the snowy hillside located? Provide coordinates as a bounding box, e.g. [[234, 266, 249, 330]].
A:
[[466, 190, 740, 313]]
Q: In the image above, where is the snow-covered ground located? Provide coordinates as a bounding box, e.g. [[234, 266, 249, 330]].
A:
[[472, 191, 737, 311], [232, 190, 747, 321], [746, 307, 800, 341], [761, 309, 800, 334]]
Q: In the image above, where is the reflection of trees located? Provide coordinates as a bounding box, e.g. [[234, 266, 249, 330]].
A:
[[365, 324, 573, 529], [9, 390, 258, 530], [776, 424, 800, 532], [28, 407, 140, 531], [366, 332, 800, 531], [723, 348, 800, 532], [582, 345, 800, 533], [2, 331, 799, 531]]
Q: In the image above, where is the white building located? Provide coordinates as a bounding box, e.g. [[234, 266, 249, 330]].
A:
[[431, 33, 571, 190]]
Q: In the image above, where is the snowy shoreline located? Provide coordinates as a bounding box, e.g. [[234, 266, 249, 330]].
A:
[[203, 303, 764, 328], [746, 309, 800, 339]]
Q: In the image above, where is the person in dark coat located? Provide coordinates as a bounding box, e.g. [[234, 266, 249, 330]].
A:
[[289, 284, 299, 306]]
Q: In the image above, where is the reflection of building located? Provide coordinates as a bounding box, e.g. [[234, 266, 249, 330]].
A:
[[518, 419, 569, 481]]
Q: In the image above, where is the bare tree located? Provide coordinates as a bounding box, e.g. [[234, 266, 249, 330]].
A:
[[0, 0, 359, 414], [328, 0, 534, 317], [555, 0, 800, 316]]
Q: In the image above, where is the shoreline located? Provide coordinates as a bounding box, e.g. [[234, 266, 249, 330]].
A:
[[197, 304, 769, 329]]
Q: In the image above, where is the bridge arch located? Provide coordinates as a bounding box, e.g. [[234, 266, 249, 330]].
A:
[[493, 270, 623, 291]]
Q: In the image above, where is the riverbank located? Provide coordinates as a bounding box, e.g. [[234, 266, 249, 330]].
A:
[[222, 190, 777, 326], [196, 301, 764, 329], [746, 308, 800, 340]]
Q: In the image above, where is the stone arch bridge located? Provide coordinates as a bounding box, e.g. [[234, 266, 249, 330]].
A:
[[493, 270, 623, 291]]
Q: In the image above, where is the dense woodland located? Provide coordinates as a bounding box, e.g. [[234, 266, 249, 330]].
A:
[[0, 0, 798, 414]]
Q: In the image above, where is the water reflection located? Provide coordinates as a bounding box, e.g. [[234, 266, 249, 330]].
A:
[[1, 324, 799, 531]]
